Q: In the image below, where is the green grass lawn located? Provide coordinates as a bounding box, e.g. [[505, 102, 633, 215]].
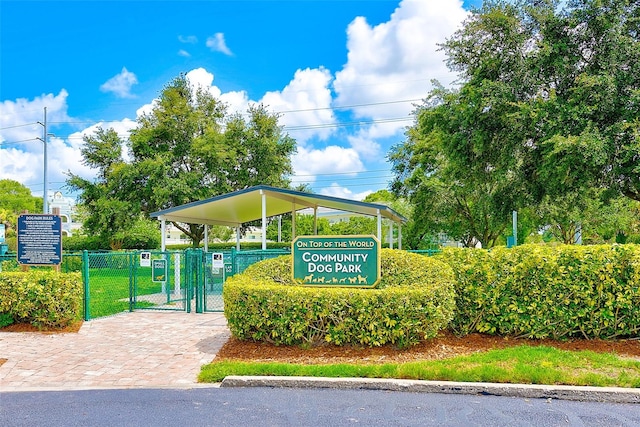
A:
[[199, 345, 640, 388]]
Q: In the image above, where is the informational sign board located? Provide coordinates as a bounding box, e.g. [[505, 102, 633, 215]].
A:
[[292, 235, 380, 288], [17, 214, 62, 265], [0, 223, 5, 243], [140, 251, 151, 267], [152, 259, 167, 283]]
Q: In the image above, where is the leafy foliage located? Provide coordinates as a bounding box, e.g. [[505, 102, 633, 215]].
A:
[[68, 74, 296, 247], [224, 249, 456, 348], [0, 271, 83, 328], [0, 179, 43, 244], [437, 244, 640, 339], [391, 0, 640, 246]]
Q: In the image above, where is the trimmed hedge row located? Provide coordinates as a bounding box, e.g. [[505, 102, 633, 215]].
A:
[[436, 244, 640, 339], [224, 249, 456, 348], [0, 271, 83, 328]]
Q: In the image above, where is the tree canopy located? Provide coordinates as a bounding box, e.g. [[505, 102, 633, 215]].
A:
[[390, 0, 640, 247], [0, 179, 43, 239], [0, 179, 42, 215], [68, 75, 296, 246]]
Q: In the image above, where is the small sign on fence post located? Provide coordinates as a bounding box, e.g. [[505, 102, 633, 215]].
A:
[[152, 259, 167, 283], [140, 251, 151, 267]]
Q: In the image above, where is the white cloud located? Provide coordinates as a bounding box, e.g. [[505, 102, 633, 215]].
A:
[[334, 0, 467, 127], [206, 33, 233, 55], [100, 67, 138, 98], [346, 132, 382, 160], [185, 68, 251, 114], [135, 99, 158, 118], [178, 35, 198, 44], [260, 67, 336, 143], [0, 91, 140, 198], [292, 145, 364, 182], [0, 90, 71, 145], [319, 184, 372, 201], [178, 49, 191, 57], [186, 67, 215, 90], [0, 91, 78, 196]]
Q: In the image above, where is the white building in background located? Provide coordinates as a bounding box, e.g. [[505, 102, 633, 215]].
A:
[[162, 222, 263, 246], [48, 191, 81, 236]]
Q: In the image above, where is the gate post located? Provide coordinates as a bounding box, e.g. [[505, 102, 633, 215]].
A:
[[185, 248, 192, 313], [82, 250, 90, 321], [129, 252, 137, 312], [196, 249, 204, 313]]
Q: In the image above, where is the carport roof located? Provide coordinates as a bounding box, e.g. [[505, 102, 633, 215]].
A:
[[150, 185, 407, 227]]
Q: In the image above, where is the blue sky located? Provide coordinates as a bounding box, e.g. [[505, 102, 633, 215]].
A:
[[1, 0, 482, 203]]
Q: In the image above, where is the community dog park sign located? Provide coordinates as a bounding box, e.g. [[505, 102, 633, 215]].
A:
[[292, 235, 380, 287]]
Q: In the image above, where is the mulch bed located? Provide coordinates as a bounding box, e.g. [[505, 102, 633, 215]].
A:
[[214, 331, 640, 365]]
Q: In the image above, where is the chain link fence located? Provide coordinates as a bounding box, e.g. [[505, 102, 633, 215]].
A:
[[2, 246, 438, 321]]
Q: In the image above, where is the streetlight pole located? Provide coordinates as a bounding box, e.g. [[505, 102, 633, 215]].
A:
[[36, 107, 48, 214]]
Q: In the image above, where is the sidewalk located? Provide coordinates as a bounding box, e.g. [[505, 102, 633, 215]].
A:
[[0, 311, 229, 391], [2, 312, 639, 403]]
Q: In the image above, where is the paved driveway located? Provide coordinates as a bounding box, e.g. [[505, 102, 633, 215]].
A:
[[0, 311, 230, 391]]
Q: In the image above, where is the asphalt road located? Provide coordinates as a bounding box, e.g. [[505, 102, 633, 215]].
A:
[[2, 386, 639, 427]]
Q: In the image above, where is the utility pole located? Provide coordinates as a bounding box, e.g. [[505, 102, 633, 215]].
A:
[[36, 107, 48, 214]]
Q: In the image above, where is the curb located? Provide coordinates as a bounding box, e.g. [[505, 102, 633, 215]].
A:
[[220, 376, 640, 404]]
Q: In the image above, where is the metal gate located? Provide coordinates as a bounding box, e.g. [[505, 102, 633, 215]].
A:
[[131, 249, 228, 313], [131, 251, 190, 312]]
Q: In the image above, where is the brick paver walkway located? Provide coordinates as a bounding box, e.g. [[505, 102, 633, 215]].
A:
[[0, 311, 230, 391]]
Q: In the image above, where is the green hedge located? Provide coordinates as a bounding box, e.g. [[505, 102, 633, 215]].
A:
[[0, 271, 83, 328], [223, 249, 456, 348], [63, 235, 110, 251], [436, 244, 640, 339], [166, 242, 292, 251]]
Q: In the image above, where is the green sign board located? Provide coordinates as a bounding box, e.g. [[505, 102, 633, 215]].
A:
[[152, 259, 167, 283], [292, 235, 380, 288]]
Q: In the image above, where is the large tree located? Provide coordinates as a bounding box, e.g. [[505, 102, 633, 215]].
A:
[[68, 75, 296, 246], [443, 0, 640, 201], [391, 0, 640, 246], [390, 84, 525, 248], [0, 179, 43, 214], [0, 179, 43, 239]]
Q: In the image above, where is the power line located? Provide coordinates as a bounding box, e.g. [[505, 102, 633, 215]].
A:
[[0, 138, 39, 146], [291, 174, 394, 184], [293, 168, 390, 177], [5, 116, 412, 141], [309, 181, 393, 190], [0, 122, 38, 131], [284, 117, 412, 131], [274, 98, 422, 114]]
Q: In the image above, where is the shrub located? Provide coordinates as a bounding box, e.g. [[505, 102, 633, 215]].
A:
[[166, 242, 292, 251], [63, 235, 109, 251], [0, 271, 83, 328], [437, 244, 640, 339], [224, 249, 456, 348]]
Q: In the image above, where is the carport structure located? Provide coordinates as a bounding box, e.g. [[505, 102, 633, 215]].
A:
[[151, 185, 407, 250]]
